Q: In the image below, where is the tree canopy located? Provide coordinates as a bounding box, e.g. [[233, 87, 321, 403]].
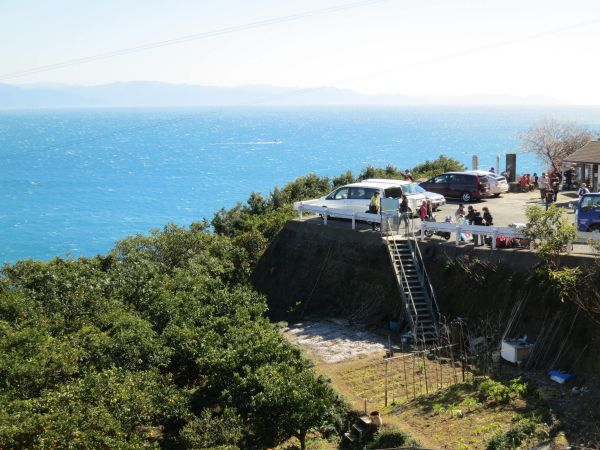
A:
[[519, 119, 592, 172], [0, 158, 464, 448], [0, 219, 346, 448]]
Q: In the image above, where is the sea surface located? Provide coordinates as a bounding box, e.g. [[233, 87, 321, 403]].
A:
[[2, 106, 600, 263]]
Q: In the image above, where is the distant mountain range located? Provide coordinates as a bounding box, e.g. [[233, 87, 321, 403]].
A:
[[0, 81, 566, 108]]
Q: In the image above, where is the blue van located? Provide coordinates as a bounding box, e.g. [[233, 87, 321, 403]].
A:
[[576, 193, 600, 232]]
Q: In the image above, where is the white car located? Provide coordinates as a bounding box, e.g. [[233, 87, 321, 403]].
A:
[[293, 179, 439, 217], [362, 179, 446, 210], [466, 170, 509, 196]]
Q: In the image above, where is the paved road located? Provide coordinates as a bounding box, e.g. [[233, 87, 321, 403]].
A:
[[433, 189, 580, 227], [295, 189, 595, 254]]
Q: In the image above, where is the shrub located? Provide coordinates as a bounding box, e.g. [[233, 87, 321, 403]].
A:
[[486, 418, 543, 450], [460, 396, 482, 412], [366, 429, 420, 449], [479, 379, 511, 404]]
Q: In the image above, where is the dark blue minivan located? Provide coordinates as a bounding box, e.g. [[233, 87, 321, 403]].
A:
[[576, 193, 600, 232]]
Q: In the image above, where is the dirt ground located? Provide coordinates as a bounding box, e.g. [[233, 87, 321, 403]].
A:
[[284, 320, 388, 364], [284, 320, 599, 449]]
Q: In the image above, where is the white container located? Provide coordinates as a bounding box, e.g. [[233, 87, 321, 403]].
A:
[[501, 340, 532, 363]]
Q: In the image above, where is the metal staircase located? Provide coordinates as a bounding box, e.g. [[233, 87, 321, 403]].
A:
[[387, 236, 440, 345]]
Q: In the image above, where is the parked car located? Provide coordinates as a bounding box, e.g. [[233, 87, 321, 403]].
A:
[[465, 170, 509, 197], [419, 172, 491, 202], [362, 179, 446, 210], [293, 179, 429, 217], [576, 193, 600, 232]]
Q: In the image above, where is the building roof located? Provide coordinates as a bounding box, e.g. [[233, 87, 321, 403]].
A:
[[564, 140, 600, 164]]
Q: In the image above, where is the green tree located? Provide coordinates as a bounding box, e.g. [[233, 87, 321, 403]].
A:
[[247, 365, 346, 450], [525, 204, 577, 260], [411, 155, 466, 180]]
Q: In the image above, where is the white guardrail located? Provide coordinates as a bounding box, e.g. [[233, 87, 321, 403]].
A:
[[295, 203, 383, 229], [420, 221, 525, 250], [295, 203, 600, 252]]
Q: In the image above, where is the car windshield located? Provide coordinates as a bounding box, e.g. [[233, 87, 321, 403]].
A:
[[411, 183, 426, 193], [581, 195, 600, 212]]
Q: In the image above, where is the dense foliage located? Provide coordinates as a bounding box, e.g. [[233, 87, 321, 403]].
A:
[[0, 223, 345, 448], [0, 158, 459, 448]]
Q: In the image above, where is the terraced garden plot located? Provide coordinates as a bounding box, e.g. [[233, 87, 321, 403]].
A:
[[337, 352, 474, 408]]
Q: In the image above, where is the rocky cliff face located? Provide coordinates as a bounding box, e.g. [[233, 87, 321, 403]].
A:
[[251, 220, 400, 321], [254, 220, 600, 375]]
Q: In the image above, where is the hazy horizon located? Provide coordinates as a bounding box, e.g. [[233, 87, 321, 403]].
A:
[[2, 0, 600, 104], [0, 81, 579, 108]]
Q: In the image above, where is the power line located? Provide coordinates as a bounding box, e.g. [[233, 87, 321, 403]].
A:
[[44, 17, 600, 151], [0, 0, 389, 82]]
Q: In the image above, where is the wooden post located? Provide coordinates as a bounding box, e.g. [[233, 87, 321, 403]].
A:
[[412, 353, 417, 399], [298, 205, 303, 220], [323, 210, 328, 225], [492, 228, 498, 250], [420, 222, 425, 241], [403, 353, 409, 401], [351, 212, 356, 230], [455, 226, 461, 246], [364, 399, 367, 414], [384, 359, 389, 407], [422, 351, 429, 394]]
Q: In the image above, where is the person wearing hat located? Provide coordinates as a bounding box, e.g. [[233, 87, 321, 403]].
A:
[[403, 169, 414, 182]]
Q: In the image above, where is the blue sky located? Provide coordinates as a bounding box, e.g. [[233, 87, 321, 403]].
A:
[[2, 0, 600, 103]]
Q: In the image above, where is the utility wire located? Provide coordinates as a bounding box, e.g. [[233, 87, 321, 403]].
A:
[[0, 0, 389, 82], [42, 17, 600, 152]]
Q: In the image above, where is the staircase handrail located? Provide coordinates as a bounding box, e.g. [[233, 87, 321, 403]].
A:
[[387, 238, 419, 335], [406, 222, 442, 326]]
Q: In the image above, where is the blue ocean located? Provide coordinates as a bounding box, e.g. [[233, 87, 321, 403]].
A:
[[2, 106, 600, 262]]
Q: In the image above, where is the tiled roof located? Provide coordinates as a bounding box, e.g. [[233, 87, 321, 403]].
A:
[[564, 140, 600, 164]]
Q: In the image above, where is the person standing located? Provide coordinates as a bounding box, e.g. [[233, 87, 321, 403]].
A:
[[472, 210, 484, 246], [538, 172, 549, 201], [403, 169, 414, 182], [578, 183, 590, 200], [533, 172, 539, 189], [369, 191, 381, 231], [399, 194, 410, 233], [465, 205, 476, 225], [552, 175, 560, 202], [482, 206, 493, 226], [418, 200, 429, 222], [455, 203, 466, 220]]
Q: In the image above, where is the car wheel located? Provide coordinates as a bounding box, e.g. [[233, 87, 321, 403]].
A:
[[493, 193, 501, 198], [461, 192, 472, 202], [589, 224, 600, 232]]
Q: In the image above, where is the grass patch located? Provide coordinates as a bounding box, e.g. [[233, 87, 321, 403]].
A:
[[389, 376, 549, 450]]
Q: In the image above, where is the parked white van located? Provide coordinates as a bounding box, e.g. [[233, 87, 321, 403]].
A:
[[294, 179, 441, 217], [363, 179, 446, 210], [465, 170, 509, 196]]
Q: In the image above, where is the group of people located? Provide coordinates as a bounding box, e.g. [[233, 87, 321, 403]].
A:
[[537, 171, 562, 210], [368, 190, 410, 231], [454, 204, 494, 245], [518, 173, 538, 192]]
